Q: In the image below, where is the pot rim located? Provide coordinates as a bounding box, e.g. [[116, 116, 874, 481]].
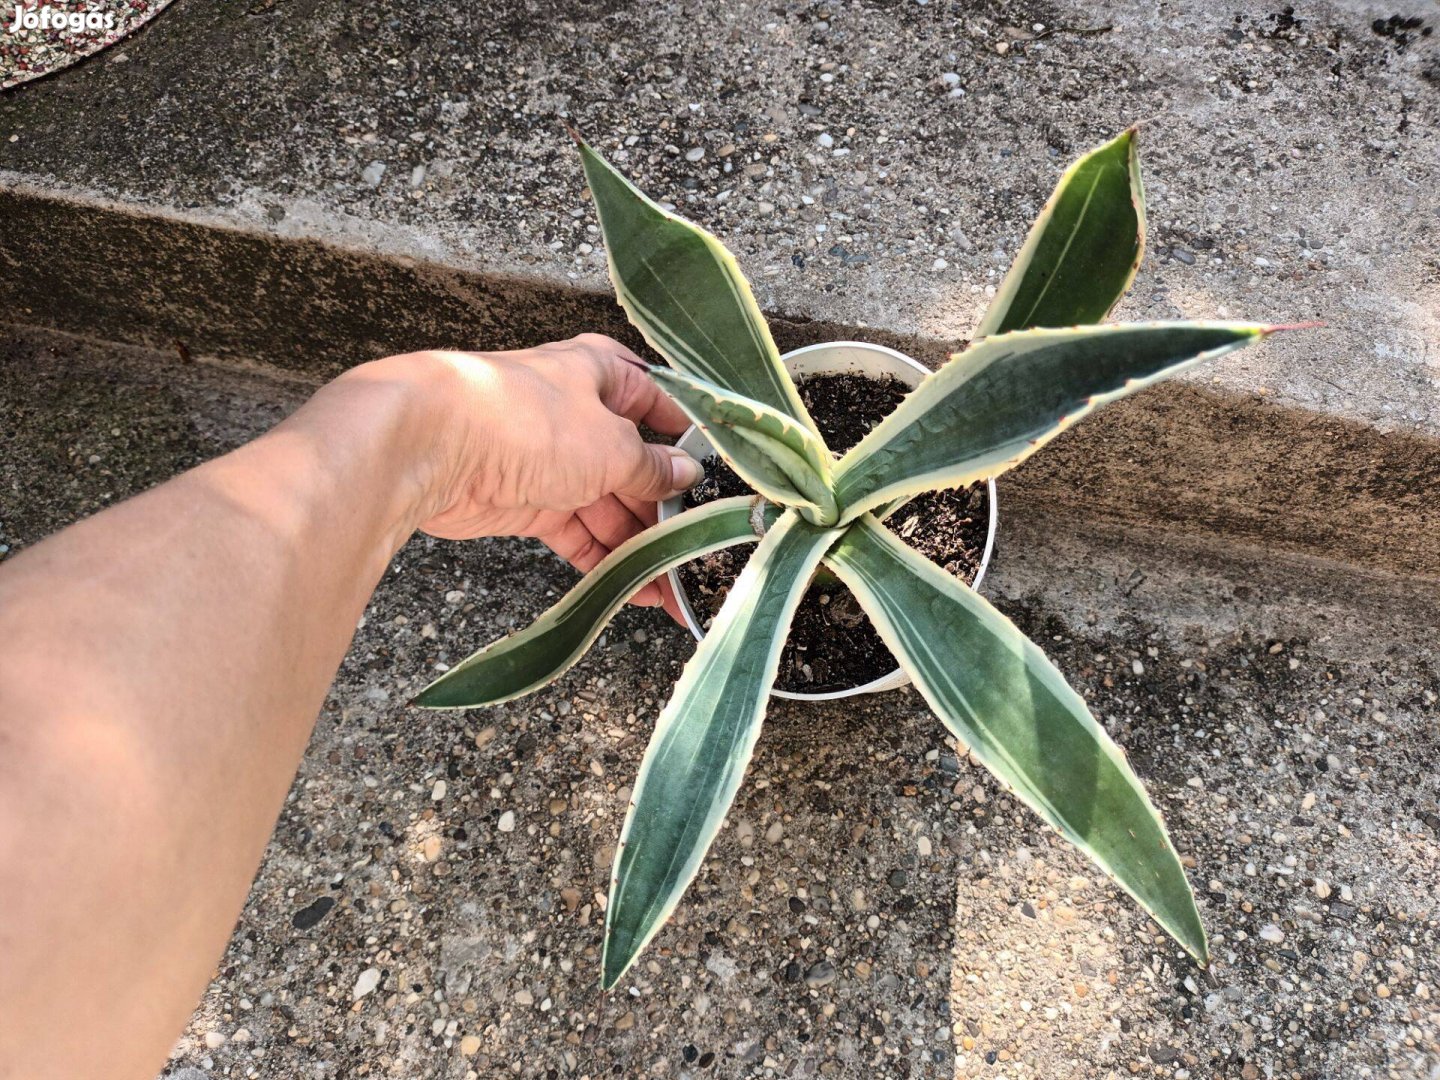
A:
[[657, 340, 999, 701]]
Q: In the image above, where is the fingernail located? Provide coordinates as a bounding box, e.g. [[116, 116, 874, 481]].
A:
[[668, 448, 703, 491]]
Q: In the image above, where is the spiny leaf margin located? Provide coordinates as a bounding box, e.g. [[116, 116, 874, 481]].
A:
[[573, 133, 820, 437], [648, 366, 840, 525], [832, 321, 1273, 524]]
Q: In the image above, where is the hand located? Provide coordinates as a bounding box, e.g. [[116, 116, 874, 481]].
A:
[[397, 335, 701, 619]]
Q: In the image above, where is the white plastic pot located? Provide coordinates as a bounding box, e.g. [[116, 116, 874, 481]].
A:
[[657, 340, 999, 701]]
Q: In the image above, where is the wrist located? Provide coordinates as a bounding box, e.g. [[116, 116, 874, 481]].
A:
[[321, 352, 480, 540]]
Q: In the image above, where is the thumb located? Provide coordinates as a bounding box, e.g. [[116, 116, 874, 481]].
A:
[[614, 443, 704, 502]]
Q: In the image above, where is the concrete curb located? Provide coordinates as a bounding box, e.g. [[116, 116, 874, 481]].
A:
[[5, 179, 1439, 581]]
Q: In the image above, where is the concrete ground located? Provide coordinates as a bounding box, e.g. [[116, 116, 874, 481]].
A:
[[4, 327, 1437, 1079], [2, 0, 1439, 1076]]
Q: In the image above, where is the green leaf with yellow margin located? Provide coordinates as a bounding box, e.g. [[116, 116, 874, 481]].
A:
[[648, 366, 839, 525], [832, 322, 1273, 524], [575, 134, 820, 437], [412, 497, 776, 709], [975, 127, 1146, 338], [602, 509, 844, 988], [825, 514, 1207, 964]]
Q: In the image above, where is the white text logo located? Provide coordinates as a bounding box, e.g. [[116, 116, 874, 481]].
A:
[[7, 4, 116, 34]]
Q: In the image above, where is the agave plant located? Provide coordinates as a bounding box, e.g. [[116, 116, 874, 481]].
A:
[[415, 127, 1290, 989]]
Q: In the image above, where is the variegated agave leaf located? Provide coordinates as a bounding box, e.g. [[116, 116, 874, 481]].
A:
[[574, 134, 820, 437], [648, 366, 839, 525], [602, 509, 844, 989], [832, 322, 1273, 524], [825, 515, 1207, 963], [975, 128, 1146, 338], [412, 497, 777, 709]]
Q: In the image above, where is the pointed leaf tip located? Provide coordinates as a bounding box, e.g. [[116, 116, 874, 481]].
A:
[[1260, 320, 1325, 335], [600, 512, 841, 988]]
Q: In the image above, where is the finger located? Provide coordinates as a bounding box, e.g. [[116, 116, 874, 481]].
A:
[[546, 503, 665, 607], [655, 572, 688, 625], [613, 441, 703, 502], [576, 498, 668, 608], [540, 514, 610, 575], [577, 495, 648, 553], [592, 343, 692, 436], [630, 579, 665, 607], [611, 496, 682, 610], [617, 493, 658, 528]]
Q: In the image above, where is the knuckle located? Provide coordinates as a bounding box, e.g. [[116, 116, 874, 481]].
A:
[[573, 536, 605, 566], [570, 332, 617, 352]]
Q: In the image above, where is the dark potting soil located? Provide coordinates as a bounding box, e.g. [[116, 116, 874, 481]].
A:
[[677, 372, 991, 694]]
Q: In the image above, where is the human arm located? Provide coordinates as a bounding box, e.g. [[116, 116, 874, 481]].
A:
[[0, 335, 697, 1080]]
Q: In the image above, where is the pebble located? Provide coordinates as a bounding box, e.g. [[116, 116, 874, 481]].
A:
[[917, 835, 932, 857], [498, 810, 516, 833], [291, 895, 336, 930], [764, 821, 784, 844], [705, 952, 739, 981], [445, 589, 465, 604], [1173, 247, 1196, 265], [422, 835, 443, 862], [361, 161, 387, 188], [459, 1034, 481, 1055], [1149, 1043, 1180, 1065], [1259, 923, 1286, 943], [432, 779, 447, 801], [684, 147, 705, 162], [804, 960, 837, 988], [817, 132, 834, 149], [203, 1031, 226, 1049], [353, 966, 382, 1000]]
